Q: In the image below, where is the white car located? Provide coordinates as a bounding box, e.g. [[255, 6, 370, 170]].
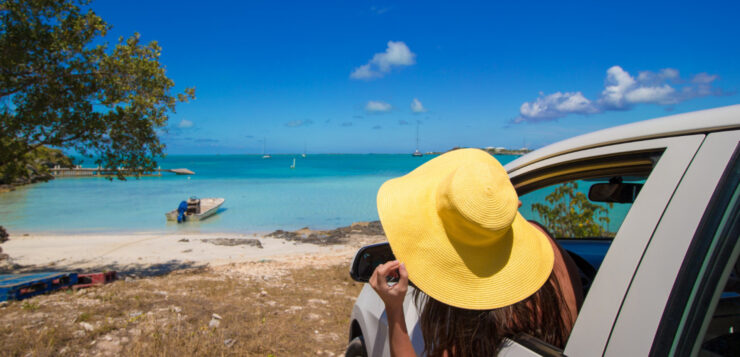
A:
[[346, 104, 740, 356]]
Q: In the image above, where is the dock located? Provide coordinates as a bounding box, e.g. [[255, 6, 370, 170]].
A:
[[50, 165, 194, 177]]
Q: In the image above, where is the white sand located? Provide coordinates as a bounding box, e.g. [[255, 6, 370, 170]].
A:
[[1, 232, 374, 273]]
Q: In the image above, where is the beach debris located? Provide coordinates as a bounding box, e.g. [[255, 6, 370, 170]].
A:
[[178, 238, 189, 243], [212, 313, 222, 320], [182, 249, 192, 253], [224, 338, 236, 348], [259, 290, 268, 297], [200, 238, 263, 248], [209, 317, 220, 328]]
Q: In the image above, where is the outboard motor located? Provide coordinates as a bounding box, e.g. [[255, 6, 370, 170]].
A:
[[177, 201, 188, 223]]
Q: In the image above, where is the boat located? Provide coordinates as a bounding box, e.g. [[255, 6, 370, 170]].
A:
[[290, 157, 296, 169], [301, 142, 307, 158], [165, 197, 225, 222], [412, 122, 423, 157], [262, 138, 271, 159]]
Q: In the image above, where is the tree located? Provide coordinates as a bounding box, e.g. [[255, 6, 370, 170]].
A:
[[0, 0, 195, 183], [531, 181, 613, 238]]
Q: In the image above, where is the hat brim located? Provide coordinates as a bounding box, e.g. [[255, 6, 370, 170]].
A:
[[377, 155, 554, 310]]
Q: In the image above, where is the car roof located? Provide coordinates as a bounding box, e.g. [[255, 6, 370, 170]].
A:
[[505, 104, 740, 173]]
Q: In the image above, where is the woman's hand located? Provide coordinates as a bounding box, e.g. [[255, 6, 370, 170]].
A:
[[370, 261, 416, 357], [369, 260, 409, 311]]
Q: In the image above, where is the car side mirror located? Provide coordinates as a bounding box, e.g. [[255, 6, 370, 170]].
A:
[[349, 242, 396, 283], [588, 182, 643, 203]]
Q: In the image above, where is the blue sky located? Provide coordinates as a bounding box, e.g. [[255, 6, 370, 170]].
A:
[[91, 0, 740, 154]]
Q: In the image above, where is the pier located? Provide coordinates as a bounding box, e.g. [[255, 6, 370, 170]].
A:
[[50, 165, 194, 177]]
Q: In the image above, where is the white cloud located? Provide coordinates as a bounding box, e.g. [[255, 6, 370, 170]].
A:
[[365, 100, 392, 113], [517, 92, 597, 122], [411, 98, 426, 113], [516, 66, 722, 123], [350, 41, 416, 80], [177, 119, 194, 128]]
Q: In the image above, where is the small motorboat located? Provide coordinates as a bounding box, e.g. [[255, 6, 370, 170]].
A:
[[166, 197, 225, 222]]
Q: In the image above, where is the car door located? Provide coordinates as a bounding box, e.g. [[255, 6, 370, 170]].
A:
[[605, 130, 740, 356]]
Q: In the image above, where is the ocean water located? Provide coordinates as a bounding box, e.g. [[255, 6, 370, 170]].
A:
[[0, 155, 518, 234], [1, 154, 632, 235]]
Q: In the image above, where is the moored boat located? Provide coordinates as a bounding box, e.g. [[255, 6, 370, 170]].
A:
[[166, 197, 225, 222]]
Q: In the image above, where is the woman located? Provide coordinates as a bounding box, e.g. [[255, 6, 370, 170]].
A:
[[370, 148, 582, 356]]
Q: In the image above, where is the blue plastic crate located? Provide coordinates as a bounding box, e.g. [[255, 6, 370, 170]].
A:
[[0, 272, 79, 302]]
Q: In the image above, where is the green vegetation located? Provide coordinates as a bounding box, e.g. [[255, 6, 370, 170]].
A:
[[531, 181, 614, 238], [0, 145, 73, 185], [0, 0, 195, 184]]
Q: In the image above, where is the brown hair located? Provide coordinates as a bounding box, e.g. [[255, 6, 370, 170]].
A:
[[413, 271, 573, 357]]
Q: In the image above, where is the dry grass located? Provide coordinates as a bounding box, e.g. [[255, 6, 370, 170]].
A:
[[0, 262, 364, 356]]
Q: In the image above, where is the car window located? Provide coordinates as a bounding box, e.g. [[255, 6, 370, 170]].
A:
[[511, 150, 662, 305], [519, 177, 645, 239]]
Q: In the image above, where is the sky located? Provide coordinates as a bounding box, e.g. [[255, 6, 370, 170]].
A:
[[90, 0, 740, 155]]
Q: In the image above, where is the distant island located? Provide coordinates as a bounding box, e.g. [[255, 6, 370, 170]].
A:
[[426, 146, 532, 156]]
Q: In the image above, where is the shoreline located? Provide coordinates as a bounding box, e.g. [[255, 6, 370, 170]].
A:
[[0, 223, 386, 277]]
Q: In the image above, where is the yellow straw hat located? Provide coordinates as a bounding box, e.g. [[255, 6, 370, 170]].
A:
[[377, 148, 554, 310]]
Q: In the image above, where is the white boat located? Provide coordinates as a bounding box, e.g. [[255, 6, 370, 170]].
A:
[[262, 137, 271, 159], [166, 197, 225, 222], [290, 157, 296, 169], [412, 122, 423, 157]]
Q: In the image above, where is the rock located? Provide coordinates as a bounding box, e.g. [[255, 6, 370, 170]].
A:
[[265, 220, 385, 245], [79, 322, 94, 332], [200, 238, 263, 248], [170, 305, 182, 313], [284, 306, 303, 313], [73, 330, 85, 338], [259, 290, 268, 297], [178, 238, 189, 242], [0, 301, 7, 308], [181, 249, 192, 253], [305, 313, 321, 321], [0, 226, 8, 243], [208, 318, 220, 328], [224, 338, 236, 348], [308, 298, 328, 305]]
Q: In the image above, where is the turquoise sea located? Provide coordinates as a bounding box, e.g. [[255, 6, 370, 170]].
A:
[[0, 155, 518, 234], [0, 154, 629, 234]]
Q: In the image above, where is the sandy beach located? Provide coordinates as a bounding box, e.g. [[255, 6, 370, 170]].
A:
[[1, 224, 386, 276]]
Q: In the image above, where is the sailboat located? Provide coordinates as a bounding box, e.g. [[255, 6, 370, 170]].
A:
[[412, 122, 423, 157], [301, 142, 307, 158], [290, 157, 296, 169], [262, 138, 271, 159]]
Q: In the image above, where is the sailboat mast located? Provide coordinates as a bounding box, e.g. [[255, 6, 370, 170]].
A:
[[415, 122, 420, 150]]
